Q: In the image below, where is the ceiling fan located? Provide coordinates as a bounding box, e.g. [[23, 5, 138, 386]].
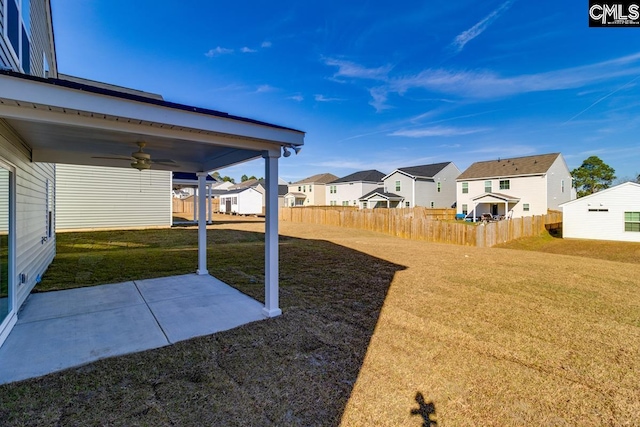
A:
[[92, 142, 178, 171]]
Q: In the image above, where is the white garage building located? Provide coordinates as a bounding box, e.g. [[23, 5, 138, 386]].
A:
[[560, 182, 640, 242]]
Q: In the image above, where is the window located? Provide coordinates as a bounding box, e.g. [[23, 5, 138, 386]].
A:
[[462, 204, 468, 215], [395, 180, 401, 192], [405, 202, 410, 207], [362, 201, 368, 209], [298, 186, 301, 191], [462, 182, 468, 194], [5, 0, 30, 74], [309, 185, 312, 192], [329, 185, 336, 194], [430, 201, 435, 208], [561, 179, 565, 193], [342, 201, 349, 206], [625, 212, 640, 232], [437, 182, 441, 193], [485, 180, 492, 193], [499, 180, 510, 190], [523, 203, 530, 212]]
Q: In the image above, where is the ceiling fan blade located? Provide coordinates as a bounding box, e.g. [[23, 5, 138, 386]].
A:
[[91, 155, 133, 160]]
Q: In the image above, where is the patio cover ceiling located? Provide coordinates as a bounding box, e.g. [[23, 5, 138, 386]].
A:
[[0, 71, 304, 173]]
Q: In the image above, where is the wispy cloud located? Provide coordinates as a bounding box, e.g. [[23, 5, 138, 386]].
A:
[[369, 87, 392, 112], [261, 41, 272, 48], [451, 0, 515, 52], [241, 47, 257, 53], [205, 46, 233, 58], [288, 94, 304, 102], [256, 84, 275, 93], [315, 94, 343, 102], [386, 52, 640, 99], [389, 126, 489, 138], [323, 57, 392, 81]]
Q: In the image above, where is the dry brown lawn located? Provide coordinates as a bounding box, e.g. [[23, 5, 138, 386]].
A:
[[1, 217, 639, 426], [236, 221, 640, 426]]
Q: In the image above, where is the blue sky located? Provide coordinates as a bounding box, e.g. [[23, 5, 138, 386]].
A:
[[51, 0, 640, 183]]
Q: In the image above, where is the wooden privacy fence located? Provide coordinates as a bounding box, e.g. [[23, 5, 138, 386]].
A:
[[279, 207, 562, 248], [173, 196, 219, 215]]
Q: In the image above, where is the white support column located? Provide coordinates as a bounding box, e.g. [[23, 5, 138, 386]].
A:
[[193, 186, 198, 222], [263, 150, 282, 317], [207, 184, 213, 224], [196, 172, 208, 275]]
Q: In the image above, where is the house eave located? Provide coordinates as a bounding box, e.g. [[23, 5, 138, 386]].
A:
[[0, 71, 305, 173]]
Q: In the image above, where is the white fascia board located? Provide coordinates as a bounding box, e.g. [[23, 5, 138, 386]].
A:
[[0, 75, 304, 146]]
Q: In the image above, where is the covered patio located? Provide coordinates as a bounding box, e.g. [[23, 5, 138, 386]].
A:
[[0, 274, 263, 384], [283, 192, 306, 207], [0, 70, 304, 371], [359, 189, 404, 209], [470, 192, 520, 221]]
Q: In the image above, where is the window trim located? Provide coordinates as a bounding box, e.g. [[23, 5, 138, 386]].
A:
[[499, 180, 510, 190], [484, 180, 492, 193], [395, 180, 401, 192], [461, 182, 468, 194]]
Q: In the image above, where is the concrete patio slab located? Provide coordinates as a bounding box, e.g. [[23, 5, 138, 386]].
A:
[[0, 274, 267, 385]]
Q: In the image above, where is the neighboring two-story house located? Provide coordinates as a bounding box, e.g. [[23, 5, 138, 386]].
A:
[[456, 153, 575, 220], [380, 162, 460, 208], [284, 173, 338, 206], [326, 169, 384, 207]]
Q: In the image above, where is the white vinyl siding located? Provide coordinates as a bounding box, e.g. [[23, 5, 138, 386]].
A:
[[326, 181, 379, 208], [413, 163, 460, 208], [546, 155, 574, 210], [0, 119, 55, 309], [219, 188, 262, 215], [561, 182, 640, 242], [56, 164, 171, 231]]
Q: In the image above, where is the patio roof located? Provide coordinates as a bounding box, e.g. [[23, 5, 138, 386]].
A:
[[0, 70, 304, 173], [359, 189, 403, 201], [285, 192, 307, 198], [472, 192, 521, 203]]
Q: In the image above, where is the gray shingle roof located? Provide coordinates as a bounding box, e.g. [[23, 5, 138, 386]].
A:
[[457, 153, 560, 180], [394, 162, 452, 179], [359, 188, 403, 200], [331, 169, 385, 184], [293, 173, 339, 185]]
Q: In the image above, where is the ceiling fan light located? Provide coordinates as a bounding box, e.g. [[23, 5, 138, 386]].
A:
[[131, 161, 151, 171]]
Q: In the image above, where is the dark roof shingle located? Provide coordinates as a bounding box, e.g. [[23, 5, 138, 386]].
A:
[[394, 162, 452, 178], [457, 153, 560, 180], [331, 169, 385, 184]]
